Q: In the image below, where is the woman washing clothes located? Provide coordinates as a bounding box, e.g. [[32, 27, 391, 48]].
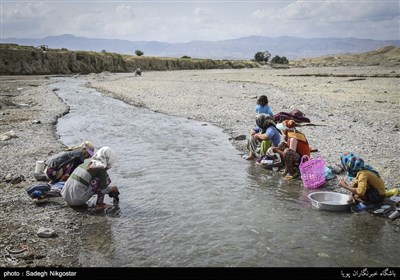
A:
[[44, 141, 95, 183], [61, 146, 120, 212], [272, 120, 310, 180], [245, 114, 281, 161], [338, 152, 385, 211]]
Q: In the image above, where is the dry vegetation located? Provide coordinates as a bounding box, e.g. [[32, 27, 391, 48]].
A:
[[291, 45, 400, 67]]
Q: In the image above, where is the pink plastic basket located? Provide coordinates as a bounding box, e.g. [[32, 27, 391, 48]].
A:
[[299, 155, 326, 189]]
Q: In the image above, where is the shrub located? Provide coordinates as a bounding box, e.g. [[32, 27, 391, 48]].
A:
[[270, 55, 289, 64], [135, 50, 144, 56]]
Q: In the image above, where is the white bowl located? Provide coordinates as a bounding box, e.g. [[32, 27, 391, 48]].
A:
[[373, 208, 385, 214]]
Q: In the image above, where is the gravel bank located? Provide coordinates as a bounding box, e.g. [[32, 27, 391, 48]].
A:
[[91, 66, 400, 185]]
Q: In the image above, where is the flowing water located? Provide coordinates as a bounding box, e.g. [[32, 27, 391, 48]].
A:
[[52, 76, 399, 267]]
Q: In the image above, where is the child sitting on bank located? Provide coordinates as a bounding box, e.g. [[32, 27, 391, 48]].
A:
[[255, 95, 273, 117]]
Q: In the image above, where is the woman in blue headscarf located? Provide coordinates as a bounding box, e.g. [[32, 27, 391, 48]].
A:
[[338, 152, 385, 207]]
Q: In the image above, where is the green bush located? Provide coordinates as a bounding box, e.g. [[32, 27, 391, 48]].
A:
[[135, 50, 144, 56], [270, 55, 289, 64], [254, 51, 271, 63]]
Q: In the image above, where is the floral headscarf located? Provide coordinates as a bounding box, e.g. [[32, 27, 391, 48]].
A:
[[340, 152, 380, 178], [256, 114, 276, 132]]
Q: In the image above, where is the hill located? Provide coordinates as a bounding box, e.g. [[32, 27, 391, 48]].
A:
[[291, 46, 400, 67], [3, 34, 399, 60]]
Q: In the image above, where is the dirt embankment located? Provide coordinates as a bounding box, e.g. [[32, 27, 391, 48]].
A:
[[0, 45, 129, 75], [0, 44, 258, 75]]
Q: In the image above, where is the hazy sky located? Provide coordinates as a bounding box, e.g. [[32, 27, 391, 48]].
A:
[[1, 0, 399, 42]]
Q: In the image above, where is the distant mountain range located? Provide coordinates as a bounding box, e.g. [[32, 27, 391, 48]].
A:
[[2, 34, 399, 60]]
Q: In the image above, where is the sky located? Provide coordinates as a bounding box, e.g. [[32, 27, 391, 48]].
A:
[[1, 0, 399, 42]]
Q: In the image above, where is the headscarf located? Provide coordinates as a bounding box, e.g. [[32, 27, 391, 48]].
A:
[[65, 140, 95, 156], [80, 141, 95, 156], [90, 146, 116, 170], [340, 152, 380, 178], [276, 120, 296, 131], [256, 114, 276, 132]]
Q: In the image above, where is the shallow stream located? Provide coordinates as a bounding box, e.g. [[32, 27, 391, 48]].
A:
[[53, 76, 399, 267]]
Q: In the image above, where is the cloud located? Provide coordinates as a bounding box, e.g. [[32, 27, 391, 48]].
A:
[[2, 1, 399, 41], [115, 5, 136, 20], [260, 0, 399, 23], [3, 2, 51, 20], [193, 7, 211, 16], [250, 0, 400, 39]]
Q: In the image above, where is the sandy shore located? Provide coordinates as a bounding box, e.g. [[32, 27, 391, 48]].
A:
[[0, 66, 399, 267]]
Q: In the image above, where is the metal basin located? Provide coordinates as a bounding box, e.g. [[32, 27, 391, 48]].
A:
[[308, 191, 352, 211]]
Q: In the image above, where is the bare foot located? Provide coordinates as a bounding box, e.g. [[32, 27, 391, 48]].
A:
[[93, 203, 109, 212]]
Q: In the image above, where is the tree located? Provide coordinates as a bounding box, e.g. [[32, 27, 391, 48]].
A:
[[270, 55, 289, 64], [135, 50, 144, 56], [254, 51, 271, 63]]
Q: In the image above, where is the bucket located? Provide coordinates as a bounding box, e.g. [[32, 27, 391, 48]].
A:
[[35, 161, 45, 173]]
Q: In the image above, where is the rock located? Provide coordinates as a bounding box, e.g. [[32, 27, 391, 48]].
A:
[[233, 135, 247, 141], [4, 174, 12, 182], [11, 175, 24, 184], [37, 227, 56, 238], [0, 130, 18, 141]]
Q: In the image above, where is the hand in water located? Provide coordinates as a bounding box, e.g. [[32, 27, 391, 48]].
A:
[[94, 203, 109, 212], [338, 177, 346, 188]]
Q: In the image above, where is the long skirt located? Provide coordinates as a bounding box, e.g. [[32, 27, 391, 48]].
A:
[[284, 149, 301, 175], [44, 163, 75, 183], [247, 137, 272, 158]]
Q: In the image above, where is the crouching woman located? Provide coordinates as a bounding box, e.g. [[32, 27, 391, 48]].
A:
[[61, 146, 119, 212], [272, 120, 310, 180], [338, 152, 385, 209], [245, 114, 281, 160]]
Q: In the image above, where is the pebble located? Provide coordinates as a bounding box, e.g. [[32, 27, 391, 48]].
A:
[[37, 227, 56, 238]]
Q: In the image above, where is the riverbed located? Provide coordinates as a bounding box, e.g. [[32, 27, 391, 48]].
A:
[[53, 76, 399, 267]]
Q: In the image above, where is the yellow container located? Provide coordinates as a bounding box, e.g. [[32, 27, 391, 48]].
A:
[[385, 188, 399, 197]]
